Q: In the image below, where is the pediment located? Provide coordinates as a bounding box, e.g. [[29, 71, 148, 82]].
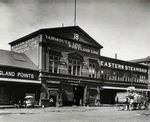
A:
[[44, 26, 103, 49], [67, 51, 83, 60]]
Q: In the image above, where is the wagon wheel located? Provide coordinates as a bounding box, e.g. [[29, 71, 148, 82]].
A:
[[144, 101, 148, 110], [129, 104, 134, 111], [124, 104, 129, 110], [137, 104, 141, 110]]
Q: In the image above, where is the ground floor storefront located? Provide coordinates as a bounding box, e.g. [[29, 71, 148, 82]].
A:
[[36, 72, 150, 107], [39, 79, 150, 107], [39, 76, 101, 107], [0, 82, 41, 105]]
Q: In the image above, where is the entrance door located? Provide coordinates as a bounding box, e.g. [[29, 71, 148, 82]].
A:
[[49, 96, 56, 106], [74, 86, 84, 106]]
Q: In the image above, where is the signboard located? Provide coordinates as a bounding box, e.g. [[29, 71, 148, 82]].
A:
[[11, 36, 39, 53], [0, 67, 38, 80], [82, 61, 89, 73], [44, 35, 99, 55], [49, 90, 57, 95], [59, 57, 67, 69], [100, 60, 148, 73], [68, 80, 81, 84]]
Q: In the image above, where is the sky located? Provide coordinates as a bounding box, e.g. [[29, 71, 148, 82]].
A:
[[0, 0, 150, 61]]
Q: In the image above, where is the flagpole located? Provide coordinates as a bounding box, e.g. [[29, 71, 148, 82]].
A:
[[74, 0, 76, 26]]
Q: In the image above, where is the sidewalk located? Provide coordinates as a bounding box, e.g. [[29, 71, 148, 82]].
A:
[[0, 105, 42, 109], [0, 104, 116, 109], [0, 105, 15, 109]]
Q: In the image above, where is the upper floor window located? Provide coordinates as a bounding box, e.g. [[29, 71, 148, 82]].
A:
[[113, 72, 119, 81], [133, 74, 138, 82], [68, 59, 81, 76], [49, 55, 59, 73], [139, 75, 146, 80], [89, 63, 96, 78], [123, 72, 130, 82], [101, 70, 111, 80]]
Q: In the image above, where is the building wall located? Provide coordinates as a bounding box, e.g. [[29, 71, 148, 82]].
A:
[[38, 34, 101, 106], [11, 36, 40, 67]]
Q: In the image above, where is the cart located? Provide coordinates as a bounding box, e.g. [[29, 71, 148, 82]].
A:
[[115, 87, 149, 110]]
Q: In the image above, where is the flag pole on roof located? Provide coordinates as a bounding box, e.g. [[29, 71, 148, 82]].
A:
[[74, 0, 76, 26]]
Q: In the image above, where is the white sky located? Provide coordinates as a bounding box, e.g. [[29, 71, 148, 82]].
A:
[[0, 0, 150, 61]]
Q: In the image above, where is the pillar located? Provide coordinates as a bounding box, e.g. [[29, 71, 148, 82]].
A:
[[83, 85, 87, 106]]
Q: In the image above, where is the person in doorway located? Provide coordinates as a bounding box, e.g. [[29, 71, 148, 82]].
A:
[[49, 98, 54, 106]]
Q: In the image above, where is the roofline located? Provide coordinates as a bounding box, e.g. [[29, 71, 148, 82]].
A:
[[75, 26, 103, 48], [9, 26, 103, 49], [99, 55, 148, 68], [9, 29, 42, 45], [130, 58, 150, 63]]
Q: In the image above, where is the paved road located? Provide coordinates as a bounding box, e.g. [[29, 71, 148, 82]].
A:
[[0, 106, 150, 122]]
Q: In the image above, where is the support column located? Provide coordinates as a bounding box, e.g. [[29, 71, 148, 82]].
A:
[[96, 86, 100, 104], [83, 85, 87, 106], [57, 83, 63, 107], [148, 63, 150, 90]]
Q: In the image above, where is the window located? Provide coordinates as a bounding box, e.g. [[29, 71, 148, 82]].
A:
[[89, 63, 96, 78], [113, 72, 119, 81], [101, 70, 111, 80], [68, 59, 81, 76], [123, 72, 130, 82], [133, 74, 138, 82], [49, 55, 59, 73], [139, 75, 146, 80]]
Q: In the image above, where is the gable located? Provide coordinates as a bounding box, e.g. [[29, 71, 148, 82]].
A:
[[44, 26, 103, 49], [9, 26, 103, 49], [55, 31, 91, 44]]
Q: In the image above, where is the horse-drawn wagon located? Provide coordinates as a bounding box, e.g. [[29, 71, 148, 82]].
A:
[[115, 86, 149, 110]]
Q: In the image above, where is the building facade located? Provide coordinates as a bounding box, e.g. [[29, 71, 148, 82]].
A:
[[8, 26, 149, 106], [100, 56, 149, 104]]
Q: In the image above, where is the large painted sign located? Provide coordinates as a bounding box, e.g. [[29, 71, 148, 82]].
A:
[[100, 60, 148, 73], [45, 35, 99, 55], [11, 36, 39, 53], [0, 67, 38, 80]]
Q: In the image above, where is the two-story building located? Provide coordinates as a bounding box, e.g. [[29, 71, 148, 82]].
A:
[[99, 55, 149, 104], [8, 26, 149, 106], [9, 26, 103, 106]]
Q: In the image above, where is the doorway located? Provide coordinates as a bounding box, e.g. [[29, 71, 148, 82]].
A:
[[49, 96, 56, 106], [74, 86, 84, 106]]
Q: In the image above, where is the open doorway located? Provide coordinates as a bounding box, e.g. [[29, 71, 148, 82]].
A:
[[74, 86, 84, 106]]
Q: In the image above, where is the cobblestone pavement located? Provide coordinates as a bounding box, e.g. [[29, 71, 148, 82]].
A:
[[0, 106, 150, 122]]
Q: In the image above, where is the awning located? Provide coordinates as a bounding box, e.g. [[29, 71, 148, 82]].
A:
[[47, 88, 59, 91], [101, 86, 150, 92], [0, 77, 41, 84], [135, 88, 150, 92], [47, 80, 61, 84], [102, 86, 127, 90]]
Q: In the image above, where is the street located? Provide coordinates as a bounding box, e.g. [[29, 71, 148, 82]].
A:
[[0, 106, 150, 122]]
